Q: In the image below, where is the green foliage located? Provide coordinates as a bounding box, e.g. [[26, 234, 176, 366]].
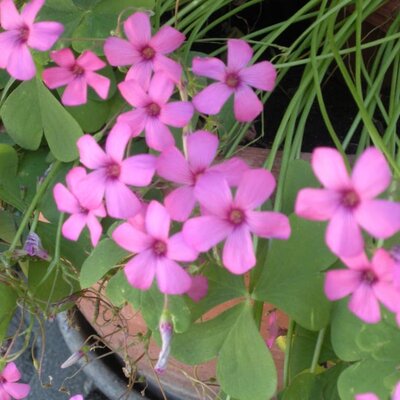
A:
[[1, 78, 83, 162], [80, 239, 129, 289], [0, 211, 16, 243], [0, 144, 24, 211], [0, 282, 17, 342], [253, 214, 336, 330]]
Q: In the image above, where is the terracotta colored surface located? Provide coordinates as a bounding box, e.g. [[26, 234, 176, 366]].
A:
[[366, 0, 400, 31]]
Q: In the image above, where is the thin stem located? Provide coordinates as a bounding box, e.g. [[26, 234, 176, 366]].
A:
[[283, 319, 295, 388], [310, 328, 326, 373], [9, 161, 62, 253]]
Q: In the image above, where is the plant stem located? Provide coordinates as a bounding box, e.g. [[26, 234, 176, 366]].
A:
[[9, 161, 62, 253], [283, 319, 295, 388], [310, 327, 326, 373]]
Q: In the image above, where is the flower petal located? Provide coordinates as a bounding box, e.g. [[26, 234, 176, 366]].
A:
[[355, 199, 400, 239], [42, 67, 74, 89], [0, 31, 19, 69], [167, 232, 198, 262], [148, 72, 174, 104], [235, 169, 275, 210], [104, 37, 139, 66], [192, 56, 226, 81], [239, 61, 276, 91], [21, 0, 44, 24], [371, 248, 395, 280], [66, 166, 87, 194], [0, 0, 22, 29], [233, 85, 263, 122], [183, 216, 232, 252], [124, 12, 151, 49], [351, 147, 391, 198], [246, 211, 291, 239], [165, 186, 196, 222], [355, 394, 378, 400], [105, 123, 131, 162], [50, 48, 75, 67], [160, 101, 193, 127], [326, 208, 364, 258], [227, 39, 252, 71], [208, 157, 249, 186], [3, 382, 30, 399], [53, 183, 80, 214], [145, 201, 170, 240], [144, 118, 175, 151], [374, 281, 400, 313], [193, 82, 232, 115], [186, 275, 208, 302], [62, 213, 87, 241], [186, 130, 218, 171], [118, 79, 151, 108], [295, 188, 341, 221], [77, 134, 108, 169], [120, 154, 156, 186], [77, 51, 105, 71], [105, 180, 141, 219], [27, 21, 63, 51], [324, 269, 361, 300], [117, 109, 147, 136], [86, 213, 102, 246], [311, 147, 351, 190], [7, 44, 35, 81], [153, 53, 182, 83], [223, 226, 255, 274], [156, 258, 192, 294], [125, 61, 153, 89], [150, 25, 185, 54], [76, 169, 106, 210], [157, 146, 192, 185], [124, 250, 156, 290], [62, 78, 87, 106], [112, 222, 152, 253], [349, 283, 381, 323], [194, 173, 233, 217], [85, 71, 110, 100], [2, 363, 21, 382]]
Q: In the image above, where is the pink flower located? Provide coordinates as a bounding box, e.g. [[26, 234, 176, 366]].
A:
[[324, 249, 400, 323], [0, 0, 63, 80], [118, 73, 193, 151], [112, 201, 197, 294], [104, 11, 184, 87], [76, 123, 156, 219], [42, 48, 110, 106], [192, 39, 276, 122], [355, 395, 378, 400], [266, 310, 279, 349], [0, 362, 30, 400], [53, 167, 106, 246], [69, 396, 84, 400], [157, 130, 249, 221], [183, 169, 291, 274], [186, 275, 208, 302], [295, 147, 400, 258]]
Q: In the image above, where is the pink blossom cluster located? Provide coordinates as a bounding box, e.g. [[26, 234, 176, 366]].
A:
[[0, 362, 30, 400], [50, 10, 285, 297], [295, 147, 400, 324]]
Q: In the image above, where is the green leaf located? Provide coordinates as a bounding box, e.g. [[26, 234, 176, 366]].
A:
[[330, 299, 369, 362], [217, 304, 277, 400], [106, 270, 131, 307], [0, 144, 24, 211], [80, 239, 129, 288], [172, 304, 245, 365], [189, 262, 246, 320], [1, 78, 83, 161], [1, 80, 43, 150], [0, 282, 17, 342], [72, 0, 155, 55], [253, 215, 336, 330], [0, 211, 16, 243], [66, 97, 110, 133], [337, 359, 399, 400], [282, 159, 319, 215], [28, 259, 79, 310], [0, 70, 10, 89], [36, 78, 82, 162]]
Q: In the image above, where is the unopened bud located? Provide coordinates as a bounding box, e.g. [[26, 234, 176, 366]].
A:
[[154, 316, 173, 375], [23, 233, 50, 261], [61, 350, 84, 369]]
